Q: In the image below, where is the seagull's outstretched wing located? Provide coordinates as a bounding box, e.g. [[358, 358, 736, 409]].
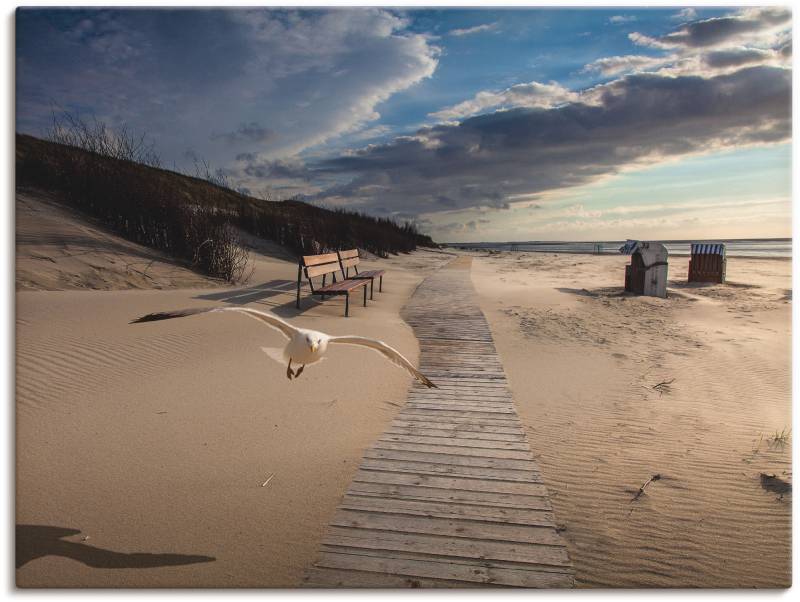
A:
[[328, 336, 437, 388], [131, 307, 298, 340]]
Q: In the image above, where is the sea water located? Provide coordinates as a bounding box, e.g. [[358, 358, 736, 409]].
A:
[[448, 239, 791, 258]]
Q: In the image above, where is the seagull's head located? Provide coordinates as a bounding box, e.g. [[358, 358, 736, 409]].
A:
[[306, 334, 321, 353]]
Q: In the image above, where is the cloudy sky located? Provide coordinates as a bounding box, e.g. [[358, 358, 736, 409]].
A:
[[16, 6, 792, 242]]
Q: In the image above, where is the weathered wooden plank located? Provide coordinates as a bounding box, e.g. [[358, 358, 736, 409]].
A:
[[403, 403, 514, 413], [409, 382, 509, 390], [406, 393, 514, 403], [303, 566, 487, 588], [339, 495, 555, 526], [397, 413, 518, 424], [397, 408, 520, 422], [393, 414, 525, 428], [379, 434, 530, 451], [390, 420, 525, 435], [404, 401, 514, 411], [406, 392, 514, 402], [408, 384, 509, 392], [403, 403, 515, 414], [363, 448, 540, 471], [411, 382, 509, 391], [352, 470, 545, 493], [331, 510, 561, 545], [372, 441, 533, 460], [386, 427, 526, 442], [320, 527, 571, 567], [313, 551, 573, 588], [319, 545, 573, 576], [358, 459, 542, 483], [346, 482, 551, 509]]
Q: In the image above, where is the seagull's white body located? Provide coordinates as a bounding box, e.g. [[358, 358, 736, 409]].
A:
[[284, 328, 329, 365], [132, 306, 436, 387]]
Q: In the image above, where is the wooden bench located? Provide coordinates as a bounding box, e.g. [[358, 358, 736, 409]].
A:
[[338, 249, 386, 300], [296, 252, 369, 317]]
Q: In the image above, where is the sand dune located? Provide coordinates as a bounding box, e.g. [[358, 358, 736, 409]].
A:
[[16, 195, 450, 586], [472, 252, 791, 588], [16, 189, 222, 291]]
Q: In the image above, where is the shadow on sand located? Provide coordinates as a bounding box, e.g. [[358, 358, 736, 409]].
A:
[[194, 279, 295, 305], [16, 525, 215, 570], [556, 287, 628, 298], [193, 279, 343, 317]]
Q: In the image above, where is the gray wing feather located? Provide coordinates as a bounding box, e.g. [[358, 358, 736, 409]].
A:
[[131, 307, 298, 339]]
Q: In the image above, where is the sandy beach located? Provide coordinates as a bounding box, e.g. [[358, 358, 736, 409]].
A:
[[16, 193, 790, 587], [472, 251, 791, 587]]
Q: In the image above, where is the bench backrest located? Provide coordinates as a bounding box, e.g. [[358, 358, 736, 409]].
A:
[[301, 252, 342, 279], [338, 249, 360, 276]]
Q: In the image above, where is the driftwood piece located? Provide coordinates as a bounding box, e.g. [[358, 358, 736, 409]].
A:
[[631, 474, 662, 502]]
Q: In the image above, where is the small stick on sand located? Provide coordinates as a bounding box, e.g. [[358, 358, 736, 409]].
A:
[[631, 474, 662, 502], [652, 379, 675, 397], [261, 473, 275, 488]]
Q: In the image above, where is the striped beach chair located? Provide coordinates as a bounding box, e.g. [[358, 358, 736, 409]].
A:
[[688, 243, 726, 283]]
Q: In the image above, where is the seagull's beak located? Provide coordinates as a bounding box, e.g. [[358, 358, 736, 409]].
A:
[[310, 341, 319, 352]]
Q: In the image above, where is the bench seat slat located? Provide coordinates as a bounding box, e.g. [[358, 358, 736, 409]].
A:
[[317, 280, 369, 293]]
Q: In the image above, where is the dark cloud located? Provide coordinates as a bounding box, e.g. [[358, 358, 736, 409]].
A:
[[632, 7, 791, 49], [704, 48, 772, 69], [211, 122, 274, 144], [241, 157, 313, 181], [314, 66, 791, 216]]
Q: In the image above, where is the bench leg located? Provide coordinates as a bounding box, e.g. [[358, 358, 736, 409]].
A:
[[370, 278, 374, 300], [345, 292, 350, 317], [296, 264, 302, 309], [379, 275, 383, 292], [363, 284, 367, 307]]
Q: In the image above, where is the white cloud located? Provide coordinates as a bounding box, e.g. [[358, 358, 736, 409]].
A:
[[672, 8, 698, 22], [429, 81, 579, 121], [228, 9, 440, 158], [582, 54, 673, 76], [448, 22, 499, 37], [609, 15, 637, 25]]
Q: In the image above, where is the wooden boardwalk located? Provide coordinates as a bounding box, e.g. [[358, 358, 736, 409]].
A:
[[303, 257, 573, 588]]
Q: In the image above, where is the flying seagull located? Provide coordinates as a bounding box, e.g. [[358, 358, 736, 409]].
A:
[[131, 307, 436, 387]]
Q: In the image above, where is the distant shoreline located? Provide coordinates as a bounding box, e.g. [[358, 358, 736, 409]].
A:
[[451, 248, 792, 260], [445, 238, 792, 259], [445, 238, 792, 245]]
